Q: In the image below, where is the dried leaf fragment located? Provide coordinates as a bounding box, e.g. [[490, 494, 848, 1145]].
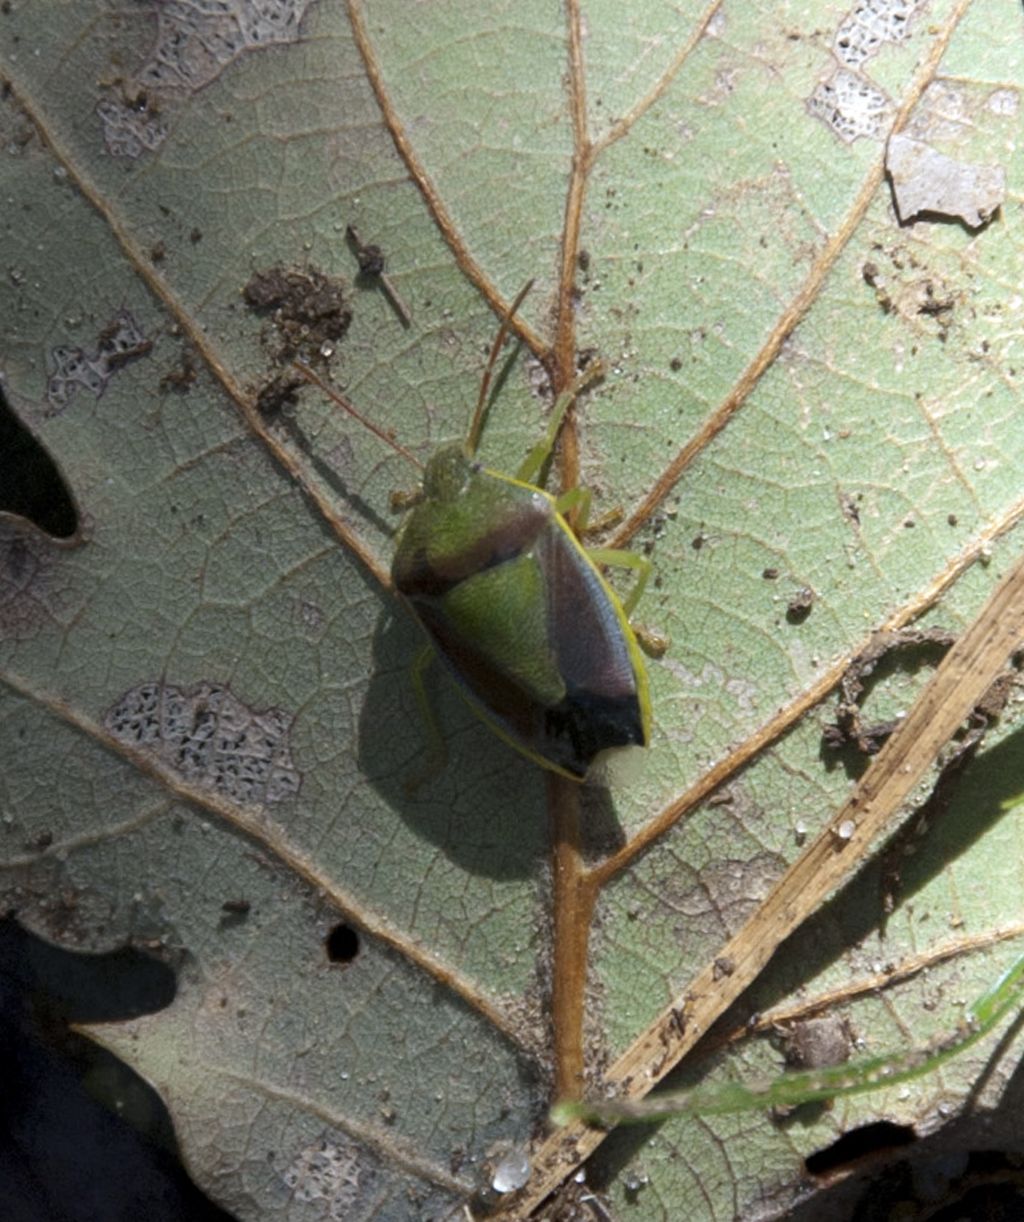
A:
[[886, 134, 1005, 227]]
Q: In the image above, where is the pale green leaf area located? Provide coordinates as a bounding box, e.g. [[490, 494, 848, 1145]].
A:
[[3, 1, 1024, 1219]]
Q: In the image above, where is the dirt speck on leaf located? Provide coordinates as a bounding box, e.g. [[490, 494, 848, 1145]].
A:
[[243, 265, 352, 367], [787, 586, 815, 622], [780, 1013, 853, 1070], [159, 347, 198, 394]]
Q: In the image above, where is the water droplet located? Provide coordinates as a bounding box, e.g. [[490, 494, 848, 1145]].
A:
[[492, 1149, 530, 1193], [624, 1171, 650, 1198]]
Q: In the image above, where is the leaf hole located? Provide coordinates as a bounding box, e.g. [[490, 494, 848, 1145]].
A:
[[0, 387, 77, 538], [805, 1120, 916, 1178], [325, 923, 360, 964]]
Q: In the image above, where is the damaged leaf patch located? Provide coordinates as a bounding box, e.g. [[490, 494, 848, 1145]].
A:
[[96, 0, 316, 158], [46, 310, 152, 413], [104, 680, 301, 806]]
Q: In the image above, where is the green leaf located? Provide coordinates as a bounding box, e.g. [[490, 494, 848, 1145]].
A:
[[3, 2, 1024, 1219]]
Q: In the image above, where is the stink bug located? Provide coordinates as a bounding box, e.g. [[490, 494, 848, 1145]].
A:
[[295, 284, 652, 781]]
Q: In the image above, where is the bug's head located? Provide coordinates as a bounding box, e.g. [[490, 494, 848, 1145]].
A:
[[421, 443, 475, 503]]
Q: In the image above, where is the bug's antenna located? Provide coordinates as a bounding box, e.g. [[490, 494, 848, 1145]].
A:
[[291, 361, 424, 470], [465, 279, 534, 457]]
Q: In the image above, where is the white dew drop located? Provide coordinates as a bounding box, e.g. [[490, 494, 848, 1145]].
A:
[[492, 1148, 531, 1194]]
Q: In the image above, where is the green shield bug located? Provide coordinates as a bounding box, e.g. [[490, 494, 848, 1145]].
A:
[[295, 284, 652, 781]]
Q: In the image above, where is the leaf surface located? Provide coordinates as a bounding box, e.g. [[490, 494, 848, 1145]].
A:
[[3, 2, 1024, 1218]]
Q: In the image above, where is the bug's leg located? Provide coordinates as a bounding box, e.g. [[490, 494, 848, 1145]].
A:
[[403, 644, 447, 794], [586, 547, 651, 616], [556, 486, 625, 539], [580, 504, 625, 537], [554, 485, 591, 530], [516, 363, 604, 485], [588, 547, 669, 657]]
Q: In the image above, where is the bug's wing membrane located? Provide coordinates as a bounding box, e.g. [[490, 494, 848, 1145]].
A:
[[537, 527, 648, 770]]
